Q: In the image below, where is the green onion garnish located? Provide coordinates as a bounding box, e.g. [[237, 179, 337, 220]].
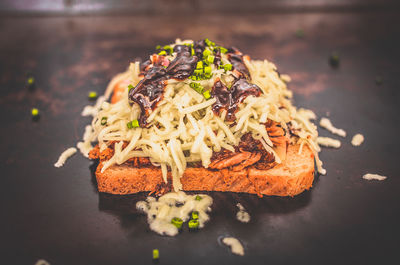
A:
[[188, 219, 199, 229], [204, 66, 212, 75], [190, 82, 204, 94], [205, 38, 215, 47], [128, 84, 134, 92], [27, 76, 35, 86], [155, 45, 161, 50], [191, 211, 199, 220], [203, 49, 211, 59], [158, 50, 167, 56], [171, 217, 183, 229], [206, 55, 215, 65], [127, 119, 139, 129], [153, 249, 159, 260], [329, 52, 340, 68], [101, 117, 107, 125], [195, 195, 202, 201], [163, 45, 173, 54], [223, 64, 233, 71], [31, 108, 39, 117], [202, 90, 211, 99], [196, 61, 203, 69], [191, 47, 195, 56], [217, 46, 228, 54], [88, 91, 97, 100], [194, 69, 203, 76]]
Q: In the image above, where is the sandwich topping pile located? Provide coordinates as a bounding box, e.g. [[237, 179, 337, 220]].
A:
[[80, 38, 325, 192]]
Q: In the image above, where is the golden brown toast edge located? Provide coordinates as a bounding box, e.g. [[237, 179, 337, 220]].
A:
[[95, 144, 315, 197]]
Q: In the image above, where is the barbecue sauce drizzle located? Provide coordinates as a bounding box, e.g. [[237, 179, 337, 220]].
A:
[[129, 40, 261, 126], [129, 44, 199, 126]]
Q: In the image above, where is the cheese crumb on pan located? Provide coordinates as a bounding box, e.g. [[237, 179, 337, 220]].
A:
[[319, 117, 346, 137], [222, 237, 245, 256], [35, 259, 51, 265], [351, 133, 364, 146], [236, 203, 250, 223], [54, 147, 77, 168], [362, 173, 387, 181], [317, 137, 341, 148], [136, 191, 213, 236]]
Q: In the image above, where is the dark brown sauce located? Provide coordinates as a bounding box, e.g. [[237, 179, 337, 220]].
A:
[[129, 45, 199, 126], [129, 40, 256, 126], [227, 47, 250, 79], [211, 78, 261, 122]]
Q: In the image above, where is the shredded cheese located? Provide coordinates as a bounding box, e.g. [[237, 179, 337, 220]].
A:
[[351, 133, 364, 146], [54, 147, 77, 168], [35, 259, 51, 265], [317, 137, 341, 148], [362, 173, 387, 181], [222, 237, 245, 256], [319, 117, 346, 137], [236, 203, 251, 223], [82, 39, 324, 189]]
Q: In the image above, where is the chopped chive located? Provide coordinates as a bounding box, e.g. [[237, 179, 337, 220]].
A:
[[204, 73, 213, 79], [171, 217, 183, 229], [31, 108, 39, 117], [101, 117, 107, 125], [194, 69, 203, 76], [205, 38, 215, 47], [127, 119, 139, 129], [88, 91, 97, 99], [196, 61, 203, 69], [195, 195, 202, 201], [329, 52, 340, 68], [189, 82, 199, 89], [203, 90, 211, 99], [163, 45, 173, 54], [191, 211, 199, 220], [224, 64, 233, 71], [155, 45, 161, 50], [219, 46, 228, 54], [153, 249, 159, 260], [27, 76, 35, 87], [191, 47, 195, 56], [128, 84, 134, 92], [206, 55, 215, 65], [188, 219, 199, 229], [203, 49, 211, 59], [295, 29, 304, 38], [204, 66, 212, 75], [158, 50, 167, 56]]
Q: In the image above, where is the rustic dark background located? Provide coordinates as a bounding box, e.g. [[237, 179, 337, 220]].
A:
[[1, 1, 399, 265]]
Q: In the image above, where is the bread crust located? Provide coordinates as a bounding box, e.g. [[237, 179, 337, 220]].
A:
[[95, 144, 314, 197]]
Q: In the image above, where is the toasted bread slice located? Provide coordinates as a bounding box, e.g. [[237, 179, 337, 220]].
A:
[[95, 144, 314, 197]]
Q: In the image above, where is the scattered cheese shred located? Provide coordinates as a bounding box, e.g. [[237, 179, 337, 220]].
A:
[[54, 147, 77, 168], [35, 259, 50, 265], [317, 137, 341, 148], [362, 173, 387, 181], [351, 133, 364, 146], [236, 203, 251, 223], [136, 191, 213, 236], [319, 117, 346, 137], [222, 237, 245, 256]]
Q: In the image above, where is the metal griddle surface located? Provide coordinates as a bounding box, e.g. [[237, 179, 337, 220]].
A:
[[0, 12, 399, 265]]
